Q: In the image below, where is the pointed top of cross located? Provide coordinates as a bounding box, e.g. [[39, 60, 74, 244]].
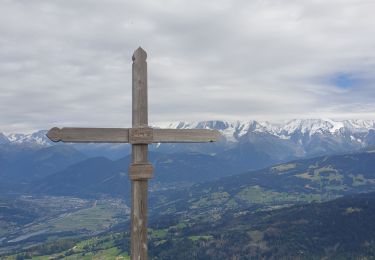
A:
[[132, 47, 147, 62]]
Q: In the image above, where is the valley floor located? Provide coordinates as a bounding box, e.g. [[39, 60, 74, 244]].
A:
[[3, 192, 375, 259]]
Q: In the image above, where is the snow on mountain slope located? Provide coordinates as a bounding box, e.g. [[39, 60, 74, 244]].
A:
[[7, 130, 50, 146], [279, 119, 355, 136], [171, 119, 375, 141], [152, 119, 375, 153], [342, 120, 375, 133], [3, 119, 375, 149]]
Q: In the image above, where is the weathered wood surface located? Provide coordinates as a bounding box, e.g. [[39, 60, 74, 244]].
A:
[[46, 127, 129, 143], [47, 127, 220, 144], [131, 180, 148, 260], [131, 47, 152, 260], [128, 163, 154, 180], [129, 128, 153, 144], [153, 129, 220, 143], [132, 47, 148, 128]]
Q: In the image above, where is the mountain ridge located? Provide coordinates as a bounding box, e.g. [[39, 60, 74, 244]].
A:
[[3, 119, 375, 145], [2, 118, 375, 164]]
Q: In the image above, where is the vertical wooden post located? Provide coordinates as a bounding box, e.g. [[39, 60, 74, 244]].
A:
[[129, 47, 153, 260]]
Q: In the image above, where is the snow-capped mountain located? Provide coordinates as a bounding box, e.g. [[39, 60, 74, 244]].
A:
[[2, 119, 375, 162], [155, 119, 375, 143], [151, 119, 375, 161], [3, 119, 375, 146], [1, 119, 375, 177], [6, 130, 51, 146]]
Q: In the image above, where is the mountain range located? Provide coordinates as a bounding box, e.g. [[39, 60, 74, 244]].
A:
[[2, 119, 375, 196], [2, 119, 375, 159], [4, 119, 375, 144]]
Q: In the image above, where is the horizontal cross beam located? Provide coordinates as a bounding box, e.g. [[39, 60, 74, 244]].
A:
[[47, 127, 220, 144]]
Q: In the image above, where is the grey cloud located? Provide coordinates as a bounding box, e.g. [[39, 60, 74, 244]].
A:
[[0, 0, 374, 133]]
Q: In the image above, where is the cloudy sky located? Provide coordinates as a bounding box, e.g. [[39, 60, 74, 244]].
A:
[[1, 0, 375, 133]]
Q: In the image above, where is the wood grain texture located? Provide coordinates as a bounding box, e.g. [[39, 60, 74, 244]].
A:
[[132, 47, 148, 128], [131, 47, 151, 260], [131, 180, 148, 260], [46, 127, 129, 143], [129, 128, 153, 144], [153, 129, 221, 143], [129, 163, 153, 180]]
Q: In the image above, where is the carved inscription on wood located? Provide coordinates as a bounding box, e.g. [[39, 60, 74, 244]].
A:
[[129, 127, 153, 144]]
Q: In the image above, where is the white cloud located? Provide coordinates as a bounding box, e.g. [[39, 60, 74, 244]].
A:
[[0, 0, 374, 133]]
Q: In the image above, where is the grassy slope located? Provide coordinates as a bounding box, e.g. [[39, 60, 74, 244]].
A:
[[150, 150, 375, 225], [147, 192, 375, 259]]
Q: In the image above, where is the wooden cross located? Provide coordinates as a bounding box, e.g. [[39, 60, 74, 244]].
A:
[[46, 47, 220, 260]]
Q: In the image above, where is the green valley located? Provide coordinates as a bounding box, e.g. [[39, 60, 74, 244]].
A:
[[2, 150, 375, 259]]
